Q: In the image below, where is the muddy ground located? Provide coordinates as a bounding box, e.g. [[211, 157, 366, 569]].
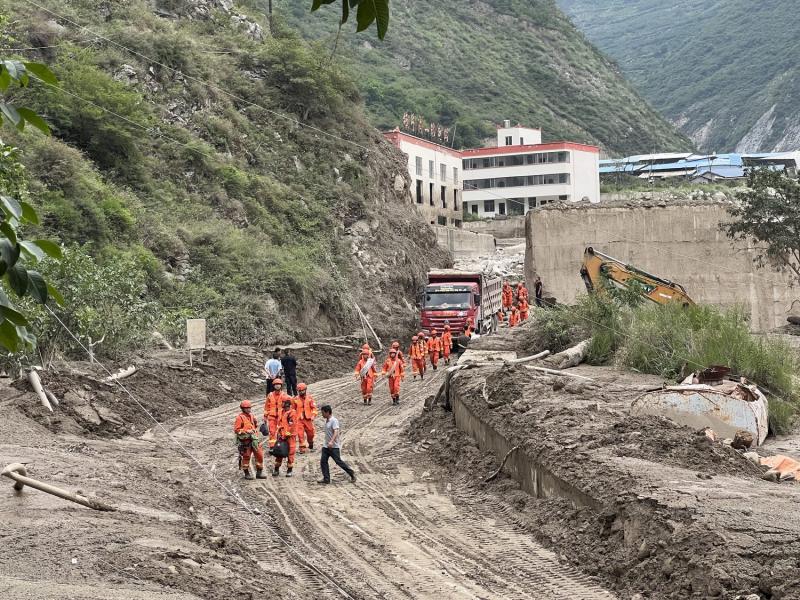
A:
[[410, 358, 800, 599]]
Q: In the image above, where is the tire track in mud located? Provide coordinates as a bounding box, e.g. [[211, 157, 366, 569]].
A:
[[173, 368, 616, 599]]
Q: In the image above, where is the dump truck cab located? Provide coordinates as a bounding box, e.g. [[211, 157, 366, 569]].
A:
[[420, 270, 501, 334]]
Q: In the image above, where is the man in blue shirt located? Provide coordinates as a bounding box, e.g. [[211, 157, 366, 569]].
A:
[[264, 348, 283, 394]]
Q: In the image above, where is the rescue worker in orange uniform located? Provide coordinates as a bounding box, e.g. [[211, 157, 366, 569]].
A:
[[234, 400, 266, 480], [391, 340, 405, 362], [502, 280, 514, 313], [264, 378, 289, 447], [519, 298, 529, 321], [354, 348, 378, 405], [427, 329, 442, 370], [517, 282, 529, 304], [464, 317, 475, 337], [441, 324, 453, 365], [509, 305, 520, 328], [380, 348, 405, 405], [409, 335, 426, 380], [272, 398, 297, 477], [293, 383, 318, 453]]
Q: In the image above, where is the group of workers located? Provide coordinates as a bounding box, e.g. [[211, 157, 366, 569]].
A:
[[353, 323, 460, 406], [233, 377, 318, 479], [500, 277, 543, 327]]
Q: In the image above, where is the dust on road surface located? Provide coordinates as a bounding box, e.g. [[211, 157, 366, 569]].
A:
[[1, 365, 616, 599]]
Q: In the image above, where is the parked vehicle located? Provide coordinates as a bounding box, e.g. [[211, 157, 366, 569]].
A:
[[420, 270, 502, 334]]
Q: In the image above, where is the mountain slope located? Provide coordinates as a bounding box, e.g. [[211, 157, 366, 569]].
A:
[[557, 0, 800, 152], [288, 0, 690, 155], [3, 0, 447, 353]]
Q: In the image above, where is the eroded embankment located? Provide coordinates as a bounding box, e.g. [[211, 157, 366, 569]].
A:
[[418, 364, 800, 599]]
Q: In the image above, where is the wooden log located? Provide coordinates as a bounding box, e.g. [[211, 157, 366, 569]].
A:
[[545, 339, 591, 370], [524, 365, 593, 381], [103, 366, 137, 383], [28, 370, 52, 413], [1, 463, 115, 511], [44, 389, 60, 407]]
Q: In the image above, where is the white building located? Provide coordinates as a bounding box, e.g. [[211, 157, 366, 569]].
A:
[[461, 122, 600, 218], [384, 129, 464, 228]]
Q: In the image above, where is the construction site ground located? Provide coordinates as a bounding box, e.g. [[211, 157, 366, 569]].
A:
[[3, 335, 800, 599]]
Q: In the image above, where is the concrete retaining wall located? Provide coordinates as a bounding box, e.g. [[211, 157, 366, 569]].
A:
[[449, 373, 598, 509], [434, 226, 495, 258], [524, 203, 797, 331], [463, 217, 526, 239]]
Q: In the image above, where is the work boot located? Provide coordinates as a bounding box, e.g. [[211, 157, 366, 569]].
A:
[[317, 479, 330, 484], [363, 398, 368, 405], [350, 472, 357, 483], [286, 467, 293, 478], [272, 468, 280, 477], [367, 397, 372, 405], [243, 469, 254, 480], [255, 469, 266, 479], [308, 441, 314, 450]]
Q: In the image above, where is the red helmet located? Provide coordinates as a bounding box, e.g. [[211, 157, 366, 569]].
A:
[[272, 378, 283, 386], [240, 400, 252, 409], [444, 324, 450, 330], [362, 344, 371, 351], [391, 341, 400, 349], [412, 335, 418, 341], [389, 349, 398, 355], [297, 383, 307, 393], [417, 331, 425, 338], [431, 329, 438, 335]]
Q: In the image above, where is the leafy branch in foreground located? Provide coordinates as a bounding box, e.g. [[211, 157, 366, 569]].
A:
[[0, 59, 63, 352], [311, 0, 390, 39]]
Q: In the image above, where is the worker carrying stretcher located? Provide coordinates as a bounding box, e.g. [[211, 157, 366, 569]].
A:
[[354, 348, 378, 405], [380, 348, 405, 405]]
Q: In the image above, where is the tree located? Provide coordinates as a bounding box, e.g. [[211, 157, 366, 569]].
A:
[[0, 59, 63, 352], [311, 0, 390, 39], [723, 168, 800, 284]]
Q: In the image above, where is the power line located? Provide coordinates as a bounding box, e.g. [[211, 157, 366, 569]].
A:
[[21, 0, 371, 153]]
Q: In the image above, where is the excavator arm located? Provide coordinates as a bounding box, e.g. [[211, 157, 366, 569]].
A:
[[580, 247, 695, 306]]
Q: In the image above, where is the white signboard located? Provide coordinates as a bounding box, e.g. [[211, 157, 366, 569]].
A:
[[186, 319, 207, 350]]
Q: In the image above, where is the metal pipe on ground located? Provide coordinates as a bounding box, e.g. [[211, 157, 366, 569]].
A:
[[28, 370, 52, 412], [1, 463, 116, 512]]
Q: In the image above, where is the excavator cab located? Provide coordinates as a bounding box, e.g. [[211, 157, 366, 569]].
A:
[[580, 247, 694, 306]]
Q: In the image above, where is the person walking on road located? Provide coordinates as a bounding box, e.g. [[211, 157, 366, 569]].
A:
[[409, 335, 426, 380], [441, 324, 453, 365], [318, 405, 356, 484], [272, 398, 297, 477], [380, 348, 405, 405], [534, 276, 544, 307], [234, 400, 266, 480], [294, 382, 318, 453], [281, 348, 298, 396], [264, 349, 283, 394], [427, 329, 442, 371], [354, 348, 378, 405], [264, 378, 289, 447]]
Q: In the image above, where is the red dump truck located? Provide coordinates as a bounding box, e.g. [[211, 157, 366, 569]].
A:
[[420, 270, 502, 335]]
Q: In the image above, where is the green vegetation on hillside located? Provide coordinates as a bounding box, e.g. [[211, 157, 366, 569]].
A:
[[291, 0, 690, 154], [1, 0, 445, 359], [557, 0, 800, 153]]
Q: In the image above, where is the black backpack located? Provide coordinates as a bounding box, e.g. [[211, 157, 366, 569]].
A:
[[270, 439, 289, 458]]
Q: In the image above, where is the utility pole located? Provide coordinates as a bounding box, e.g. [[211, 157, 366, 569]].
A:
[[265, 0, 273, 35]]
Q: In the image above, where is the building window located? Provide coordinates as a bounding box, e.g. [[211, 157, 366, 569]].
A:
[[471, 204, 478, 215], [453, 167, 458, 184], [437, 216, 447, 226], [559, 195, 568, 201], [441, 185, 447, 208], [454, 219, 462, 228], [416, 180, 423, 204], [415, 156, 423, 176], [429, 160, 434, 179], [429, 182, 434, 206], [528, 197, 537, 209], [440, 164, 447, 181], [484, 200, 495, 213], [498, 202, 506, 215], [520, 138, 524, 145], [453, 189, 458, 211], [505, 136, 513, 146]]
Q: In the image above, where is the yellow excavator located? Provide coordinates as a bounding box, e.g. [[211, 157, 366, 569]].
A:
[[580, 247, 695, 306]]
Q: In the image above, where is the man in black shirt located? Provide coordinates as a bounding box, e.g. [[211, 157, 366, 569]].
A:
[[281, 348, 298, 396], [534, 275, 544, 307]]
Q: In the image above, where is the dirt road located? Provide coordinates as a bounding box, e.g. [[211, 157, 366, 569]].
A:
[[162, 370, 617, 599]]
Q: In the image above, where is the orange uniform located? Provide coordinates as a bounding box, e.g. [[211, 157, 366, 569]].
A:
[[502, 282, 513, 310], [273, 405, 297, 470], [519, 299, 529, 321], [293, 391, 318, 453], [427, 335, 442, 370], [382, 353, 405, 404], [509, 307, 520, 327], [355, 353, 378, 404], [441, 328, 453, 363], [264, 389, 290, 446], [234, 410, 264, 473], [409, 337, 426, 379], [517, 284, 529, 303]]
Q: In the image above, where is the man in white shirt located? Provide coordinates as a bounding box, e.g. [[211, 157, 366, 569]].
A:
[[263, 348, 283, 394], [318, 405, 356, 484]]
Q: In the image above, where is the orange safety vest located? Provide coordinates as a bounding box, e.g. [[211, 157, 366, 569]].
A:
[[441, 331, 452, 350], [233, 412, 258, 435], [409, 342, 425, 360], [294, 394, 318, 421], [427, 337, 441, 354], [275, 407, 297, 439], [265, 391, 288, 418], [382, 357, 405, 378], [355, 356, 378, 380]]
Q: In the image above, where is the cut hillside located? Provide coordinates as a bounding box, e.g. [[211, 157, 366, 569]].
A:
[[558, 0, 800, 153], [2, 0, 448, 353], [288, 0, 690, 155]]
